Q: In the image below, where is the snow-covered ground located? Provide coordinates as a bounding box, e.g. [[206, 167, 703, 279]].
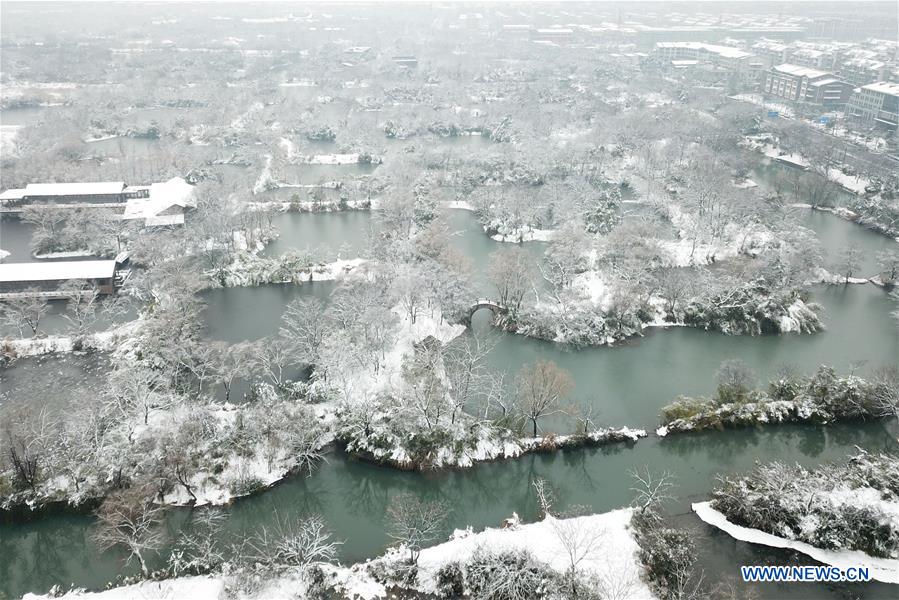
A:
[[659, 202, 773, 267], [489, 226, 554, 243], [33, 249, 93, 259], [442, 199, 475, 211], [252, 154, 274, 195], [4, 320, 141, 357], [22, 576, 226, 600], [308, 153, 361, 165], [730, 93, 796, 118], [324, 302, 465, 409], [218, 256, 368, 288], [1, 124, 20, 156], [278, 136, 298, 161], [693, 502, 899, 584], [332, 508, 654, 599]]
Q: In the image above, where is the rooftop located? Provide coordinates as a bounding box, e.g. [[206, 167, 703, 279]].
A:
[[808, 78, 841, 87], [0, 260, 117, 283], [0, 188, 26, 201], [23, 181, 126, 197], [861, 81, 899, 97], [773, 63, 830, 79], [123, 177, 195, 223]]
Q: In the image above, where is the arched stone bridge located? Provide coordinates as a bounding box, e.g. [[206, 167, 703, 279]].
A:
[[463, 298, 508, 326]]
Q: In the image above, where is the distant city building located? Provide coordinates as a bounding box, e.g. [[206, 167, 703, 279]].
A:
[[789, 46, 835, 70], [654, 41, 760, 87], [835, 56, 889, 86], [845, 81, 899, 130], [764, 63, 854, 108], [751, 39, 790, 67]]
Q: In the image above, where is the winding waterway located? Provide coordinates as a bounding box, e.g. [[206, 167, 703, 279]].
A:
[[0, 204, 897, 599]]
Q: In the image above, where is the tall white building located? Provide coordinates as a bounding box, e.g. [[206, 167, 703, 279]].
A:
[[845, 81, 899, 130]]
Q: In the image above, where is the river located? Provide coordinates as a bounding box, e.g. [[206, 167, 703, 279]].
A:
[[0, 200, 897, 599]]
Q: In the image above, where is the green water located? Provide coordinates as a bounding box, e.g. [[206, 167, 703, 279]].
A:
[[262, 211, 381, 260]]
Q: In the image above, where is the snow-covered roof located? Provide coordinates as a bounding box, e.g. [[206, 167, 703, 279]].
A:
[[773, 63, 830, 79], [145, 213, 185, 227], [122, 177, 195, 225], [808, 78, 842, 87], [842, 58, 885, 69], [0, 188, 25, 201], [23, 181, 126, 197], [792, 48, 825, 58], [0, 260, 117, 283], [752, 39, 788, 52], [861, 81, 899, 97]]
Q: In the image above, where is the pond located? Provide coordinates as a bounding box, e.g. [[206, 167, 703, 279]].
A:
[[262, 211, 381, 260], [201, 281, 336, 343]]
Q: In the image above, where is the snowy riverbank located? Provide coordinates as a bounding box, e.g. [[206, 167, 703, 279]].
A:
[[22, 508, 655, 600], [693, 502, 899, 585], [2, 321, 141, 360]]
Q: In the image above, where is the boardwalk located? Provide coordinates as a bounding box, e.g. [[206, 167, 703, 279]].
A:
[[0, 202, 127, 214], [0, 289, 100, 301]]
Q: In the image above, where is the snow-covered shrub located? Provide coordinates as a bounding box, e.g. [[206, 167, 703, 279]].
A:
[[435, 561, 465, 598], [227, 471, 267, 497], [464, 547, 558, 600], [659, 397, 715, 424], [659, 366, 894, 433], [366, 557, 418, 588], [510, 302, 644, 347], [631, 509, 699, 600], [712, 452, 899, 558], [682, 286, 822, 336]]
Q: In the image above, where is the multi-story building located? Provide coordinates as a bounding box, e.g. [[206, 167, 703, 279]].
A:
[[751, 39, 789, 67], [654, 42, 755, 72], [845, 81, 899, 130], [789, 47, 835, 70], [763, 63, 854, 108], [836, 57, 889, 86]]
